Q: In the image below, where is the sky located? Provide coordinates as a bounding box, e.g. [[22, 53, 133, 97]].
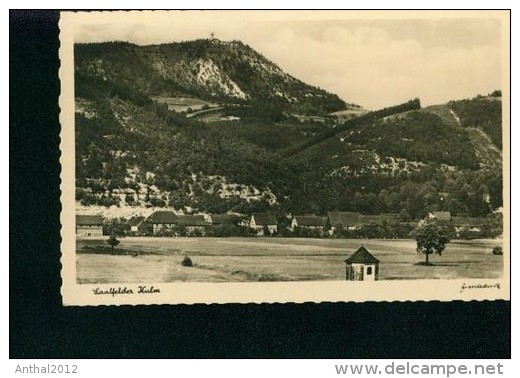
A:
[[71, 11, 506, 109]]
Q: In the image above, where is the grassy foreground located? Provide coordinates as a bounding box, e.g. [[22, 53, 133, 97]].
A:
[[76, 237, 503, 283]]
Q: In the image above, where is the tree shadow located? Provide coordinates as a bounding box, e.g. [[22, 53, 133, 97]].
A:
[[414, 262, 459, 267]]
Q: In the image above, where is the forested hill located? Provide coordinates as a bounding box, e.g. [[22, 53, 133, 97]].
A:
[[74, 38, 503, 220], [287, 96, 503, 217], [75, 39, 347, 115]]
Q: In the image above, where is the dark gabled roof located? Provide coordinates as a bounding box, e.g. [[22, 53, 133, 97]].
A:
[[252, 213, 277, 226], [359, 213, 398, 225], [147, 211, 178, 224], [176, 215, 207, 226], [430, 211, 451, 221], [293, 215, 328, 227], [127, 216, 145, 227], [76, 215, 103, 225], [210, 214, 242, 225], [345, 246, 380, 264], [328, 212, 362, 226]]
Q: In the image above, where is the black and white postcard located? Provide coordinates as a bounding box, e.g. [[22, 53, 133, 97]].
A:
[[59, 10, 510, 305]]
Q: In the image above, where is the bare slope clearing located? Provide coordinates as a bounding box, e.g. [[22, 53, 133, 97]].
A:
[[151, 96, 218, 112]]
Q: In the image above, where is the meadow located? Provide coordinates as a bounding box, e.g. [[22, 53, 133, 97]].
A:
[[150, 96, 217, 112], [76, 237, 503, 284]]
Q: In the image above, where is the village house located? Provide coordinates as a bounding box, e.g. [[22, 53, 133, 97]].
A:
[[452, 216, 488, 234], [126, 216, 147, 236], [207, 214, 244, 226], [176, 215, 207, 236], [250, 213, 278, 235], [76, 214, 104, 237], [345, 246, 380, 281], [327, 212, 362, 234], [147, 210, 178, 235], [291, 215, 328, 234]]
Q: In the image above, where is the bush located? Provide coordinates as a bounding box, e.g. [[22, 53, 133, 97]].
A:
[[125, 194, 136, 205], [292, 227, 324, 238], [181, 256, 193, 267], [277, 226, 293, 237], [149, 197, 166, 207], [98, 196, 119, 208], [492, 246, 503, 255], [155, 228, 175, 237], [80, 194, 98, 206], [457, 226, 479, 240], [103, 219, 129, 237], [205, 224, 251, 237], [189, 228, 203, 237]]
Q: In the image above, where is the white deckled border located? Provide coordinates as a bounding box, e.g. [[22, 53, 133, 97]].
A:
[[59, 10, 510, 306]]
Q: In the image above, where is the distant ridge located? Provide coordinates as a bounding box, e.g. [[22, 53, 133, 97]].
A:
[[75, 39, 348, 115]]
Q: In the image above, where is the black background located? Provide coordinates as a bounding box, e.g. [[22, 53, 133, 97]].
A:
[[9, 10, 510, 359]]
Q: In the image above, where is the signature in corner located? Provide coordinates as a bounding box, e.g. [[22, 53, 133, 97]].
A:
[[460, 282, 501, 293]]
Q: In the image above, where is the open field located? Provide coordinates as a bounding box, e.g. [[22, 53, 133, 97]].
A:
[[330, 108, 368, 121], [151, 96, 217, 112], [185, 106, 225, 121], [76, 237, 503, 284]]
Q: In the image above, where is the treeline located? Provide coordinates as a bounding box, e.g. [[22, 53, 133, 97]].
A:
[[104, 219, 502, 240], [282, 99, 421, 157], [287, 171, 500, 219]]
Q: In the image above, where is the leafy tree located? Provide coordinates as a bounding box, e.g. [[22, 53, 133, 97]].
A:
[[80, 194, 98, 206], [106, 235, 120, 254], [414, 221, 452, 265], [125, 194, 136, 205], [149, 197, 166, 207], [104, 218, 128, 237], [398, 209, 412, 222], [99, 196, 119, 208]]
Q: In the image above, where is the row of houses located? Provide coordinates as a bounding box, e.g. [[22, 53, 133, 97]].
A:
[[426, 211, 496, 234], [77, 210, 496, 237], [76, 212, 245, 237], [146, 212, 246, 236], [76, 211, 395, 236]]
